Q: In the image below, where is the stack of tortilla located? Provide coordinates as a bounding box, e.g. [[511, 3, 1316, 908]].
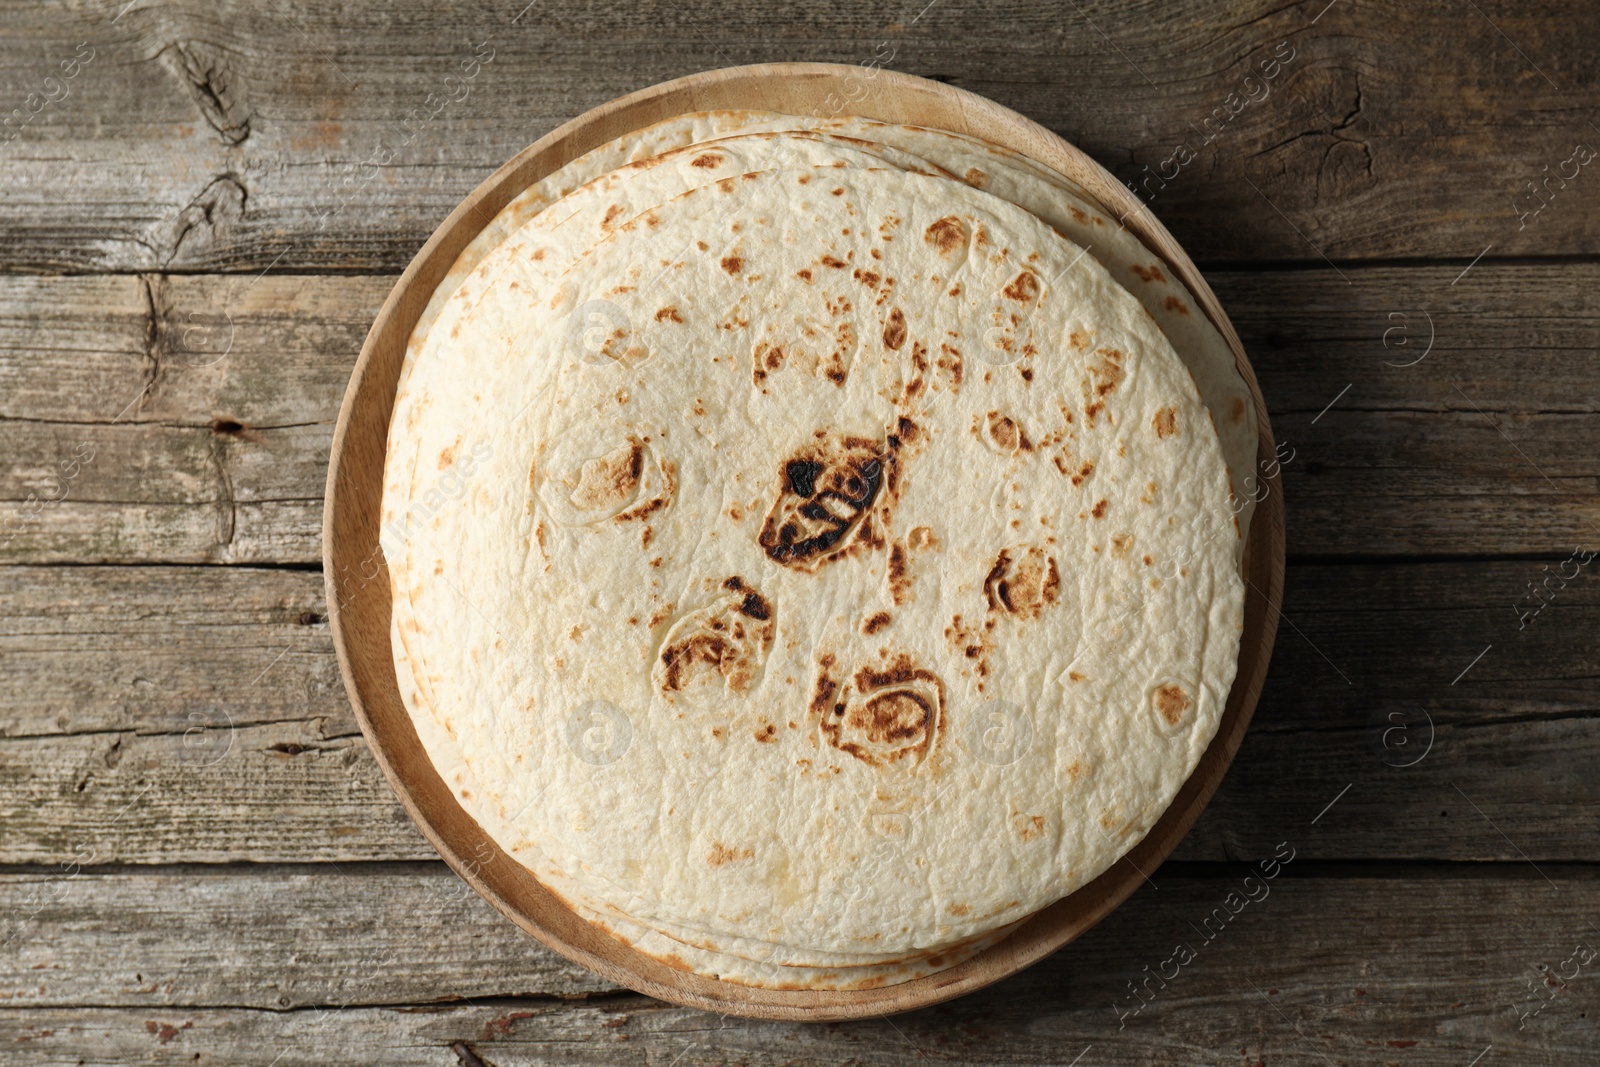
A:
[[381, 111, 1252, 990]]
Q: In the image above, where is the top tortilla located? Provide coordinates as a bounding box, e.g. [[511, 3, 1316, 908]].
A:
[[385, 162, 1244, 961]]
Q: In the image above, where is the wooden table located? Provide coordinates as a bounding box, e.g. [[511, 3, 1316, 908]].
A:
[[3, 1, 1597, 1062]]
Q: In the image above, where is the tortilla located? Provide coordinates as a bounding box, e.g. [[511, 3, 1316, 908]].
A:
[[385, 161, 1243, 976], [386, 134, 1002, 974]]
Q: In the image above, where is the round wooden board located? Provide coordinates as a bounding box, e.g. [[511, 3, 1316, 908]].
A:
[[324, 62, 1285, 1022]]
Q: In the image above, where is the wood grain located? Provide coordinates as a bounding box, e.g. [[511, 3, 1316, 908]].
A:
[[5, 266, 1597, 564], [0, 1, 1595, 271], [5, 868, 1599, 1063]]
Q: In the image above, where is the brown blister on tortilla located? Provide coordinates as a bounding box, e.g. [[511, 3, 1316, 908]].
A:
[[1014, 812, 1046, 842], [721, 254, 743, 275], [653, 579, 776, 699], [853, 512, 887, 552], [1131, 263, 1166, 284], [646, 601, 676, 631], [984, 412, 1033, 455], [614, 457, 676, 523], [1152, 406, 1178, 438], [887, 542, 911, 605], [936, 343, 964, 390], [910, 340, 929, 375], [751, 341, 786, 385], [1087, 348, 1125, 399], [863, 611, 892, 635], [924, 216, 966, 255], [815, 654, 944, 768], [882, 307, 907, 350], [944, 613, 992, 680], [1002, 270, 1041, 304], [655, 306, 683, 323], [1164, 295, 1190, 316], [563, 439, 643, 515], [1230, 396, 1247, 423], [1152, 682, 1193, 727], [984, 545, 1061, 619], [690, 152, 724, 168], [708, 842, 754, 867]]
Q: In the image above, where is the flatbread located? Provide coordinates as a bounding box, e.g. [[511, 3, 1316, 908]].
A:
[[387, 164, 1244, 970]]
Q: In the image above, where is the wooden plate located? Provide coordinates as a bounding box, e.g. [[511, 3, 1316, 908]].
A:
[[324, 62, 1285, 1022]]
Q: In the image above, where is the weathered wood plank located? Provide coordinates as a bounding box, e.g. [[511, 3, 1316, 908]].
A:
[[2, 561, 1597, 863], [2, 267, 1599, 563], [0, 864, 614, 1007], [0, 564, 339, 738], [5, 868, 1599, 1063], [0, 274, 384, 426], [1213, 265, 1600, 416], [0, 717, 430, 863], [0, 1, 1596, 272]]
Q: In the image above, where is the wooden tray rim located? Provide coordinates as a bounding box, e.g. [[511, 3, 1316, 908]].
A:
[[322, 61, 1286, 1022]]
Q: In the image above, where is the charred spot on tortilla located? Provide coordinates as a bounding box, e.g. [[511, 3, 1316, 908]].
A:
[[614, 457, 676, 523], [984, 545, 1061, 618], [760, 435, 887, 570], [722, 575, 773, 622], [652, 581, 776, 699], [816, 656, 943, 767]]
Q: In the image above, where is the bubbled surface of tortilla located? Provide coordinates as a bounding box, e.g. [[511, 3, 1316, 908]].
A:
[[390, 165, 1243, 961]]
